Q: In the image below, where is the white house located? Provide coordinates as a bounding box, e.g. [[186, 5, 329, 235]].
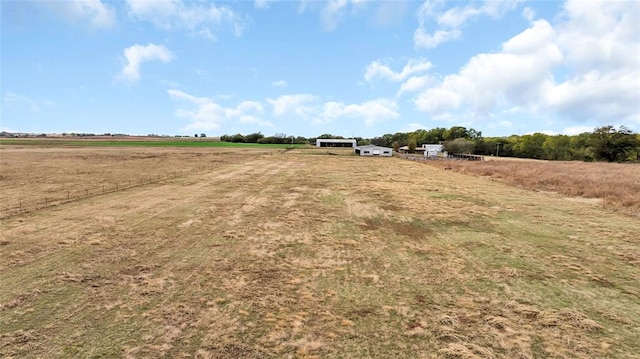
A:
[[423, 144, 444, 158]]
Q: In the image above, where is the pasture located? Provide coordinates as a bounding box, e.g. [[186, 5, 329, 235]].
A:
[[1, 145, 638, 358]]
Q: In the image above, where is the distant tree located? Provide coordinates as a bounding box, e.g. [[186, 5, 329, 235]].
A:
[[243, 132, 264, 143], [589, 126, 640, 162], [467, 128, 482, 139], [200, 133, 206, 138], [194, 134, 198, 138], [370, 136, 388, 146], [543, 135, 571, 160], [408, 138, 417, 153], [444, 126, 469, 141], [231, 133, 245, 142], [392, 141, 400, 152], [444, 138, 474, 154], [514, 133, 547, 159], [390, 132, 409, 146]]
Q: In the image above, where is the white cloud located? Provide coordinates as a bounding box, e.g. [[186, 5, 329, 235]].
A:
[[320, 0, 368, 31], [314, 98, 399, 126], [3, 92, 40, 111], [415, 19, 562, 116], [522, 7, 535, 21], [414, 28, 461, 49], [267, 94, 398, 127], [254, 0, 270, 9], [47, 0, 116, 28], [167, 89, 271, 131], [268, 94, 319, 117], [271, 80, 288, 88], [397, 75, 434, 97], [364, 59, 433, 83], [121, 44, 174, 82], [562, 125, 593, 136], [414, 0, 522, 49], [412, 1, 640, 130], [126, 0, 246, 38], [401, 123, 428, 132]]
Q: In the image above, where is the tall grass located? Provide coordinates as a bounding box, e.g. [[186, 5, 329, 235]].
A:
[[435, 159, 640, 216]]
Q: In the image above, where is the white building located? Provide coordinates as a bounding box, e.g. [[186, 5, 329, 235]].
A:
[[354, 145, 393, 157], [422, 144, 444, 158]]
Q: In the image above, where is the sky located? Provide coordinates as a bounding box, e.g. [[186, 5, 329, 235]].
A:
[[1, 0, 639, 138]]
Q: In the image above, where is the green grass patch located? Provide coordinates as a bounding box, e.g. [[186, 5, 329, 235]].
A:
[[0, 138, 306, 148]]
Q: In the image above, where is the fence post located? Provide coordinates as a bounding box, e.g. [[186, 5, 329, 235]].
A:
[[102, 185, 105, 193], [19, 201, 22, 212], [67, 191, 70, 200]]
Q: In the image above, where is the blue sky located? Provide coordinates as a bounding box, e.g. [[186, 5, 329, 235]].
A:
[[1, 0, 639, 138]]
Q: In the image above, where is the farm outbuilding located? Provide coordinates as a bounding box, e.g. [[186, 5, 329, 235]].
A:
[[423, 144, 444, 158], [354, 145, 393, 157], [316, 139, 357, 147]]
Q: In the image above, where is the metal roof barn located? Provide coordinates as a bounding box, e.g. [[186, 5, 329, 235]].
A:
[[316, 139, 357, 147], [354, 145, 393, 157]]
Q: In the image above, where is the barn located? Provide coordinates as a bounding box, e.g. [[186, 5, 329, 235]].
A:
[[316, 139, 357, 147], [354, 145, 393, 157]]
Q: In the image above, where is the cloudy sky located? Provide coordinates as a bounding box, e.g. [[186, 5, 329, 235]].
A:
[[1, 0, 639, 137]]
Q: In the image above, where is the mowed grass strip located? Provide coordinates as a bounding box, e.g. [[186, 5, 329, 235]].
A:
[[0, 149, 638, 358]]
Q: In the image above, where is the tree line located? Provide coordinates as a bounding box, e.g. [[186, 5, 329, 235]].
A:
[[219, 125, 640, 162]]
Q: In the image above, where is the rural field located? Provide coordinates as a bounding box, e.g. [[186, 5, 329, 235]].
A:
[[1, 145, 639, 358]]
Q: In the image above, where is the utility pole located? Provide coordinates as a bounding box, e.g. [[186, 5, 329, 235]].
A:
[[496, 142, 502, 157]]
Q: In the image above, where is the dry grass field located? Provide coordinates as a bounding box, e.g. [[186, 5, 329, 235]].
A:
[[1, 146, 639, 358], [429, 158, 640, 217]]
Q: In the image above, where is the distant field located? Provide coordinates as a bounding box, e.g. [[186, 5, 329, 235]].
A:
[[0, 138, 304, 148], [1, 146, 639, 358]]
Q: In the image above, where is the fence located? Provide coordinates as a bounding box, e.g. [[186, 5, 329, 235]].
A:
[[0, 165, 210, 219]]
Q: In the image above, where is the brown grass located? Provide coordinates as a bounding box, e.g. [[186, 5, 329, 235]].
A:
[[0, 146, 276, 216], [427, 158, 640, 216], [1, 146, 639, 358]]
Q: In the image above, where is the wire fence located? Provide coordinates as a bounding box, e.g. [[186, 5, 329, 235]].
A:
[[0, 165, 212, 219]]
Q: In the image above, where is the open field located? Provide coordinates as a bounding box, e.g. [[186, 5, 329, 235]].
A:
[[0, 146, 280, 216], [0, 138, 304, 148], [426, 158, 640, 217], [1, 146, 639, 358]]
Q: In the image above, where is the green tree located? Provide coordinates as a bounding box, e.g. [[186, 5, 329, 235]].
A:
[[408, 138, 417, 153], [444, 138, 474, 154], [392, 141, 400, 152], [514, 133, 547, 159], [243, 132, 264, 143], [444, 126, 469, 141], [589, 126, 640, 162], [543, 135, 571, 160]]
